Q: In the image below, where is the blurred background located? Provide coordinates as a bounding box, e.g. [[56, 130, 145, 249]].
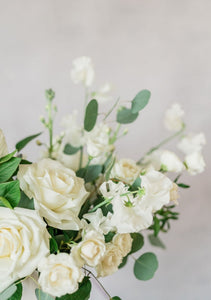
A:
[[0, 1, 210, 299]]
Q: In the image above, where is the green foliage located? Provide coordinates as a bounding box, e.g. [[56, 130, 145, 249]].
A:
[[35, 289, 54, 300], [148, 234, 166, 249], [84, 99, 98, 132], [7, 283, 22, 300], [131, 90, 151, 114], [0, 284, 17, 300], [0, 151, 17, 164], [111, 297, 122, 300], [84, 165, 102, 183], [0, 157, 21, 183], [177, 183, 190, 189], [0, 180, 20, 208], [50, 237, 59, 254], [104, 231, 116, 243], [118, 256, 128, 269], [18, 191, 34, 210], [134, 252, 158, 281], [15, 132, 42, 152], [130, 177, 142, 191], [116, 107, 138, 124], [130, 233, 144, 254], [45, 89, 55, 101], [104, 156, 116, 181], [56, 277, 91, 300], [63, 144, 81, 155]]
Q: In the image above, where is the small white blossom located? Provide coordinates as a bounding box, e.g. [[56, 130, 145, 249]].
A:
[[185, 152, 206, 175], [92, 83, 113, 103], [177, 132, 206, 155], [164, 103, 184, 132], [71, 56, 95, 87]]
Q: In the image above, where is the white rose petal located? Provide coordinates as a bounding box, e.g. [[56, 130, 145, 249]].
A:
[[0, 207, 49, 293], [17, 158, 89, 230], [185, 151, 206, 175], [177, 132, 206, 155], [70, 56, 95, 87], [0, 129, 8, 158], [164, 103, 184, 132], [38, 253, 84, 297], [110, 158, 141, 184]]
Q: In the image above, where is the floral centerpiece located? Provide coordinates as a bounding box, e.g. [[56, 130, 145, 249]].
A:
[[0, 57, 206, 300]]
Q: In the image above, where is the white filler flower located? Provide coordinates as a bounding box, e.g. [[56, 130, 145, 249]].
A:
[[71, 56, 95, 87], [164, 103, 184, 131], [18, 158, 89, 230], [0, 129, 8, 157], [38, 253, 84, 297], [177, 132, 206, 154], [0, 207, 49, 293], [185, 151, 206, 175]]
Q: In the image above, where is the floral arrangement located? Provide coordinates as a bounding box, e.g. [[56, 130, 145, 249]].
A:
[[0, 57, 206, 300]]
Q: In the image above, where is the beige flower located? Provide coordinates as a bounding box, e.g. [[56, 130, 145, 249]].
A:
[[110, 158, 141, 184], [170, 183, 179, 205], [112, 233, 132, 257]]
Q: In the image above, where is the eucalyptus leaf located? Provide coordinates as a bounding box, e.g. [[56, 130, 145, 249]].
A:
[[0, 157, 21, 183], [0, 181, 20, 208], [84, 165, 102, 183], [116, 107, 138, 124], [131, 90, 151, 113], [16, 132, 42, 152], [178, 183, 190, 189], [148, 234, 166, 249], [0, 284, 17, 300], [18, 191, 34, 210], [0, 150, 16, 164], [7, 283, 22, 300], [130, 232, 144, 254], [56, 277, 91, 300], [84, 99, 98, 132], [63, 144, 81, 155], [130, 177, 141, 191], [35, 288, 54, 300], [134, 252, 158, 281]]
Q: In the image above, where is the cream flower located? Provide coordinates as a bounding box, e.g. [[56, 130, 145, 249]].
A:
[[164, 103, 184, 131], [110, 158, 141, 184], [185, 152, 206, 175], [0, 129, 8, 157], [38, 253, 84, 297], [71, 56, 95, 87], [0, 207, 49, 293], [177, 132, 206, 155], [17, 158, 89, 230], [96, 243, 123, 277], [170, 182, 179, 205], [112, 233, 132, 257], [71, 230, 106, 267]]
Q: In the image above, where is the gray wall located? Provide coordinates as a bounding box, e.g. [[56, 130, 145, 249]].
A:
[[0, 1, 210, 299]]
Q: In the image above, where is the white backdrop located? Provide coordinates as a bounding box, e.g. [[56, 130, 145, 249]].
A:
[[0, 1, 210, 299]]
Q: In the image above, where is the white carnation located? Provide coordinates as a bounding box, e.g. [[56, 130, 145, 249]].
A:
[[38, 253, 84, 297], [0, 129, 8, 157], [177, 132, 206, 155], [185, 152, 206, 175], [164, 103, 184, 131], [71, 56, 95, 87], [0, 207, 49, 293]]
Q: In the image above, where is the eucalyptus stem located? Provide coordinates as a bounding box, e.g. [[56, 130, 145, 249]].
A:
[[137, 124, 186, 165], [82, 267, 111, 299]]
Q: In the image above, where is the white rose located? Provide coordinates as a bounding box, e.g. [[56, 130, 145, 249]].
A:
[[38, 253, 84, 297], [0, 207, 49, 293], [185, 152, 206, 175], [71, 230, 106, 267], [85, 123, 113, 157], [164, 103, 184, 131], [0, 129, 8, 157], [110, 158, 141, 184], [17, 158, 89, 230], [70, 56, 95, 87], [96, 243, 123, 277], [112, 233, 132, 257], [177, 132, 206, 155]]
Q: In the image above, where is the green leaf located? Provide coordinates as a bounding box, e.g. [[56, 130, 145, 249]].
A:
[[153, 216, 160, 237], [0, 284, 17, 300], [0, 196, 13, 208], [0, 151, 17, 164], [76, 168, 86, 178], [118, 256, 128, 269], [50, 237, 59, 254], [7, 283, 22, 300], [17, 191, 34, 210], [111, 297, 122, 300], [84, 99, 98, 132], [64, 144, 81, 155], [148, 234, 166, 249], [104, 231, 116, 243], [35, 289, 54, 300], [0, 157, 21, 183], [178, 183, 190, 189], [131, 90, 151, 113], [56, 277, 91, 300], [0, 181, 20, 208], [116, 107, 138, 124], [130, 233, 144, 254], [134, 252, 158, 281], [16, 132, 42, 152], [130, 177, 141, 191], [84, 165, 102, 183]]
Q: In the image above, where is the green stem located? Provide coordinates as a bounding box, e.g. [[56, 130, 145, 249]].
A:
[[79, 147, 83, 169], [89, 198, 111, 213], [109, 123, 121, 144], [137, 124, 186, 165], [48, 99, 53, 158]]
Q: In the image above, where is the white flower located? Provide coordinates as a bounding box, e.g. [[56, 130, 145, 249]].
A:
[[71, 230, 106, 267], [71, 56, 95, 87], [99, 180, 128, 199], [0, 207, 49, 293], [17, 158, 89, 230], [0, 129, 8, 157], [170, 182, 179, 205], [164, 103, 184, 131], [110, 158, 141, 184], [185, 152, 206, 175], [177, 132, 206, 155], [85, 123, 113, 157], [112, 233, 132, 257], [96, 243, 123, 277], [38, 253, 84, 297], [83, 208, 114, 234], [92, 83, 113, 103], [143, 150, 184, 173]]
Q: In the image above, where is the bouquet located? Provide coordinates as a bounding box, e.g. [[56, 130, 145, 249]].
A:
[[0, 57, 206, 300]]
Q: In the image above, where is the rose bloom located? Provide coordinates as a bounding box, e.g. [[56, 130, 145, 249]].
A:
[[70, 56, 95, 87], [164, 103, 184, 132], [96, 243, 123, 277], [38, 253, 84, 297], [0, 129, 8, 157], [112, 233, 132, 257], [0, 207, 49, 293], [71, 230, 106, 267], [17, 158, 89, 230], [110, 158, 141, 184]]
